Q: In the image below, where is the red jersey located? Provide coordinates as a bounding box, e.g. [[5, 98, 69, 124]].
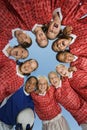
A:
[[31, 87, 61, 120]]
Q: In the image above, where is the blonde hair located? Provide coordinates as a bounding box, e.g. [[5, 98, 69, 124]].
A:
[[56, 64, 66, 75], [56, 64, 65, 69], [48, 71, 58, 79], [37, 76, 49, 90]]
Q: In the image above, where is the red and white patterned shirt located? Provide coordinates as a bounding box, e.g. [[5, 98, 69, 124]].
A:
[[69, 70, 87, 102], [55, 77, 87, 124], [31, 87, 61, 120]]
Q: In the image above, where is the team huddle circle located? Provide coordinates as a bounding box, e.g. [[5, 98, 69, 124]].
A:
[[0, 1, 87, 130]]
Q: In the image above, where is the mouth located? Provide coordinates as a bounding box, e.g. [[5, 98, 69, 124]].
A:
[[54, 23, 58, 28], [53, 81, 57, 84], [63, 72, 67, 76]]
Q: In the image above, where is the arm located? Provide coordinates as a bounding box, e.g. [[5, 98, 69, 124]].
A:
[[63, 26, 73, 36]]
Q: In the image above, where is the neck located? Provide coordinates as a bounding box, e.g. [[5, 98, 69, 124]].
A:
[[39, 90, 46, 95]]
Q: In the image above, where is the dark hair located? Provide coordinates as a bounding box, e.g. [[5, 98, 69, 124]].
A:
[[56, 50, 70, 62], [19, 59, 38, 76], [57, 34, 73, 39], [21, 39, 32, 48], [14, 44, 28, 51], [25, 76, 38, 86], [41, 24, 48, 33], [51, 38, 58, 52]]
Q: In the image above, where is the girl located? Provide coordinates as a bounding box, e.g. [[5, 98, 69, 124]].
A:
[[0, 55, 38, 102], [2, 44, 29, 60], [56, 50, 87, 73], [52, 34, 77, 52], [32, 25, 48, 48], [18, 59, 38, 76], [0, 0, 81, 47], [48, 71, 87, 130], [12, 28, 32, 48], [31, 76, 70, 130], [56, 64, 87, 102], [0, 76, 38, 130]]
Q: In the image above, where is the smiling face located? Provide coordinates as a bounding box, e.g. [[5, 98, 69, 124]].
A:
[[10, 46, 28, 60], [15, 30, 31, 45], [20, 60, 38, 74], [53, 38, 70, 52], [25, 77, 37, 93], [38, 77, 48, 94], [56, 64, 69, 77], [57, 52, 74, 63], [48, 72, 60, 87], [47, 17, 61, 39], [36, 29, 48, 47]]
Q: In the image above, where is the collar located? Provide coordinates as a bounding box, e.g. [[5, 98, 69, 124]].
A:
[[69, 34, 77, 45], [23, 86, 30, 96], [16, 65, 24, 78], [39, 91, 46, 96], [12, 28, 21, 37], [32, 24, 43, 32], [12, 28, 27, 38], [53, 8, 63, 21], [2, 43, 10, 57], [68, 72, 73, 78], [73, 55, 78, 62], [79, 14, 87, 19]]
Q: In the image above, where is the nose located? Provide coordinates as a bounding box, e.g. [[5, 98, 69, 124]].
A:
[[50, 29, 53, 33]]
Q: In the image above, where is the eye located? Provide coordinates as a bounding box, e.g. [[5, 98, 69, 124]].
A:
[[62, 41, 65, 46], [57, 43, 59, 47]]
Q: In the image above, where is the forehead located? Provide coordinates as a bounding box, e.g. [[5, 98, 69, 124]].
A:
[[49, 73, 57, 77], [27, 77, 37, 83], [58, 53, 65, 60], [57, 65, 64, 70], [26, 60, 35, 64], [38, 78, 47, 83]]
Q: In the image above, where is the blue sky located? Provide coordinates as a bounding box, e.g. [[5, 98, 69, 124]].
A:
[[11, 31, 82, 130]]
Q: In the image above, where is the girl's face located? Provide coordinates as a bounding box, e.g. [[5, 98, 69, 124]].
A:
[[56, 65, 69, 77], [21, 60, 38, 74], [11, 46, 28, 60], [15, 30, 31, 45], [47, 17, 61, 39], [36, 30, 48, 47], [53, 39, 70, 52], [38, 78, 48, 94], [25, 77, 37, 93], [58, 52, 74, 63], [49, 73, 60, 87]]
